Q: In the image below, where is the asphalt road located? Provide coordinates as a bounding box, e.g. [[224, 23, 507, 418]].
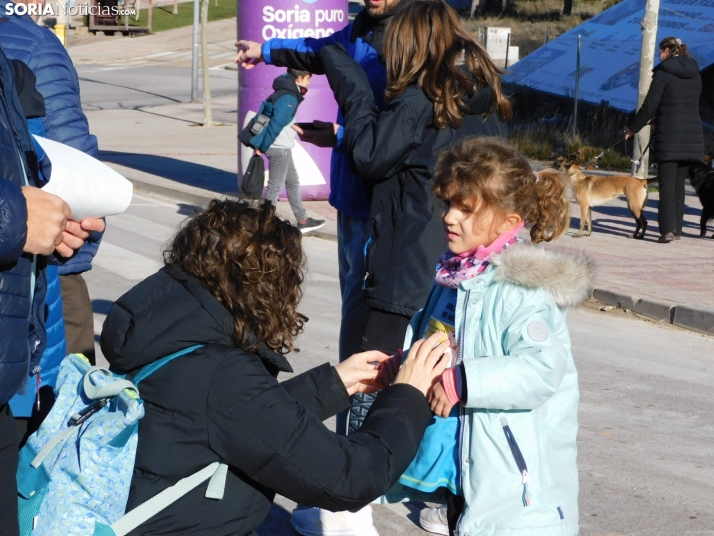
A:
[[72, 31, 714, 533], [85, 191, 714, 536], [76, 63, 238, 123]]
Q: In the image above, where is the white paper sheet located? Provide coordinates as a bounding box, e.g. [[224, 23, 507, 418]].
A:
[[34, 135, 133, 220]]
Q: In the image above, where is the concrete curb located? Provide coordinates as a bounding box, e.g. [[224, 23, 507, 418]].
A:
[[592, 287, 714, 336], [121, 169, 714, 338]]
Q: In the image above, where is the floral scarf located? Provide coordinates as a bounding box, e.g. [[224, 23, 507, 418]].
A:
[[434, 221, 524, 289]]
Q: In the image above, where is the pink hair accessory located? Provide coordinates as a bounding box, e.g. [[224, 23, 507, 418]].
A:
[[534, 171, 541, 184]]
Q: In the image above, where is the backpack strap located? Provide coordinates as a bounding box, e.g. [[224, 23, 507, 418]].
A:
[[110, 462, 227, 535], [83, 367, 137, 401], [132, 344, 205, 385], [31, 426, 79, 468], [204, 462, 228, 500]]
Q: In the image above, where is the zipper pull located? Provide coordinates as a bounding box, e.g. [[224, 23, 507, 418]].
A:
[[33, 367, 42, 412], [522, 470, 532, 506]]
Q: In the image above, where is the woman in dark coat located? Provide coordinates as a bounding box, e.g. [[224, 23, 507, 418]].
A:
[[627, 36, 704, 243], [100, 200, 448, 535], [290, 2, 511, 533], [318, 0, 510, 361]]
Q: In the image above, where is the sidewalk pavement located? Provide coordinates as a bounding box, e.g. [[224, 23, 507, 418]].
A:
[[76, 22, 714, 337]]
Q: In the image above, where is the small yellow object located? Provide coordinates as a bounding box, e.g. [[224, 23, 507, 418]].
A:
[[29, 490, 35, 496], [54, 24, 66, 46], [75, 353, 90, 364]]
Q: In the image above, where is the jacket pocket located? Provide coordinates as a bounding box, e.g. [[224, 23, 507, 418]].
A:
[[500, 417, 532, 507]]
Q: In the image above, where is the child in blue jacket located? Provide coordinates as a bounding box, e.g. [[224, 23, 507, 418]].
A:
[[245, 69, 324, 233], [396, 137, 593, 536]]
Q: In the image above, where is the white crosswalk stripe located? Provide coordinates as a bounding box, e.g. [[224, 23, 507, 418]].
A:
[[108, 212, 179, 242], [92, 241, 164, 281]]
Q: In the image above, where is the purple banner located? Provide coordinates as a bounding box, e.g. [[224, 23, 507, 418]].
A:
[[237, 0, 348, 201]]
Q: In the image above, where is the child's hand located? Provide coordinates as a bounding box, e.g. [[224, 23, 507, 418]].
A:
[[428, 379, 455, 418]]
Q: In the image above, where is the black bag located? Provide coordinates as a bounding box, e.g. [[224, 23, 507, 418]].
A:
[[239, 113, 270, 148], [241, 155, 265, 199]]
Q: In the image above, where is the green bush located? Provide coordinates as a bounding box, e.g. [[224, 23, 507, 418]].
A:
[[125, 0, 235, 32]]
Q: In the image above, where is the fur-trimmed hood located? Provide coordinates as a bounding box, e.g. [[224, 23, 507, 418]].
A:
[[491, 243, 596, 309]]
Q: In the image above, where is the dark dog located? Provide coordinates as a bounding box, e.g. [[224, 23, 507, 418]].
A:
[[687, 162, 714, 238]]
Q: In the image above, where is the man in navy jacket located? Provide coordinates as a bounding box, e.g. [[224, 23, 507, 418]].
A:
[[0, 1, 104, 365], [0, 44, 88, 536]]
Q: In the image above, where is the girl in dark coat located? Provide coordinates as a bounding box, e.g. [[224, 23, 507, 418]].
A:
[[292, 2, 511, 533], [319, 1, 510, 348], [627, 36, 704, 243], [100, 200, 448, 535]]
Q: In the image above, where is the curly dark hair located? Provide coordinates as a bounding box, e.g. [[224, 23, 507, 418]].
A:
[[433, 137, 570, 243], [164, 200, 307, 354]]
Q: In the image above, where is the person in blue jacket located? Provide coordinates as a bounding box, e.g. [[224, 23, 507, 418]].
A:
[[0, 0, 105, 367], [244, 69, 325, 233], [6, 59, 67, 447], [0, 46, 85, 536], [236, 0, 412, 439]]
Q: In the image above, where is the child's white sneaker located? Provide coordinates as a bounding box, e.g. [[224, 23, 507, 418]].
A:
[[291, 504, 379, 536], [419, 505, 449, 535]]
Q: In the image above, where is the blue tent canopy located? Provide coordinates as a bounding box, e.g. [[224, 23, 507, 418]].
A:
[[503, 0, 714, 112]]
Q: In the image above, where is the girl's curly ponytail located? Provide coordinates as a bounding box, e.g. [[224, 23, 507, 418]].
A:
[[433, 137, 571, 243]]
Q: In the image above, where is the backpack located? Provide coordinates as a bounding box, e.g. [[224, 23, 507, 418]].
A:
[[17, 346, 228, 536], [241, 154, 265, 199], [238, 88, 295, 149]]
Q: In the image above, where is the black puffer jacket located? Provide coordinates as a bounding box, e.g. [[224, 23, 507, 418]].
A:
[[101, 265, 432, 535], [628, 55, 703, 163], [320, 45, 507, 317]]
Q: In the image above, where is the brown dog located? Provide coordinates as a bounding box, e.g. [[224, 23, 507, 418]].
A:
[[555, 157, 649, 239]]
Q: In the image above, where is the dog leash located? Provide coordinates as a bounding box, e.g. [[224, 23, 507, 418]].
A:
[[584, 138, 626, 167], [625, 135, 653, 174]]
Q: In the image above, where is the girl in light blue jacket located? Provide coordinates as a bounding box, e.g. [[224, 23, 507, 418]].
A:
[[397, 137, 594, 536]]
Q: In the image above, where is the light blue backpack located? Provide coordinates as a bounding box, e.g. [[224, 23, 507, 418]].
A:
[[17, 345, 228, 536]]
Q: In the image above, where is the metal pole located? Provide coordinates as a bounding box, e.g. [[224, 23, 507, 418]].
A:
[[201, 0, 212, 126], [505, 32, 510, 68], [631, 0, 660, 178], [65, 0, 70, 49], [191, 0, 200, 102], [236, 3, 241, 184], [573, 34, 581, 134]]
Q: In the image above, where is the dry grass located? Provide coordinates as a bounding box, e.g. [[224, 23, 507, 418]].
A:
[[460, 0, 609, 56]]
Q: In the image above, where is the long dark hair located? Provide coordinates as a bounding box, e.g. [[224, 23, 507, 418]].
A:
[[164, 200, 307, 354], [384, 0, 512, 129], [659, 36, 689, 58]]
